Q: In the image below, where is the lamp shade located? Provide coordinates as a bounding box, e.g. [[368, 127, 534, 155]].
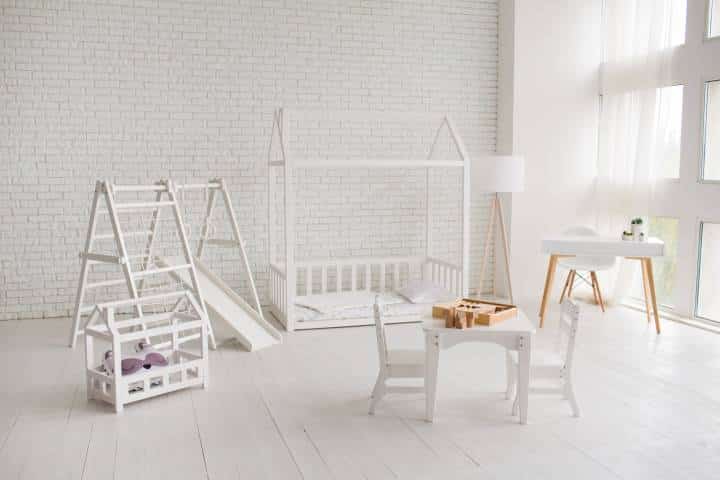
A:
[[472, 155, 524, 193]]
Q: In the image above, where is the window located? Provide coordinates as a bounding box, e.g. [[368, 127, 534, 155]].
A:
[[601, 2, 720, 321], [710, 0, 720, 38], [696, 222, 720, 322], [632, 217, 679, 307], [702, 80, 720, 181]]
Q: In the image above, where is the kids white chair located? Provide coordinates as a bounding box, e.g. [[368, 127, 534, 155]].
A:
[[557, 225, 615, 312], [506, 299, 581, 417], [368, 296, 425, 415]]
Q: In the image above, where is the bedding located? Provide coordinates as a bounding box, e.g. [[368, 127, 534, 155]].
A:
[[293, 290, 405, 314], [395, 279, 455, 304], [294, 301, 430, 323]]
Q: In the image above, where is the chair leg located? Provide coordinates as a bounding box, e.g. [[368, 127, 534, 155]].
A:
[[590, 271, 600, 305], [567, 270, 576, 299], [564, 380, 580, 417], [368, 373, 385, 415], [505, 350, 515, 400], [511, 389, 519, 416], [559, 270, 572, 304], [592, 272, 605, 312]]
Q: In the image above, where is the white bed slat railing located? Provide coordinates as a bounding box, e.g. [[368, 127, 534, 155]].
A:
[[267, 256, 463, 328], [425, 257, 463, 297]]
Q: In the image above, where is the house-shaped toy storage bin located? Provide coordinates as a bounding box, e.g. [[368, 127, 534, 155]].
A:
[[84, 291, 209, 413]]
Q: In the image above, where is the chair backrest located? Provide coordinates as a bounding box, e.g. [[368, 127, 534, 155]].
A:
[[559, 299, 581, 371], [562, 225, 598, 237], [373, 296, 388, 366]]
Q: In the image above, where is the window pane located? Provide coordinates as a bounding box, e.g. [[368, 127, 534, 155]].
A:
[[631, 217, 678, 306], [696, 223, 720, 322], [657, 85, 683, 178], [603, 0, 686, 61], [702, 81, 720, 181], [710, 0, 720, 38]]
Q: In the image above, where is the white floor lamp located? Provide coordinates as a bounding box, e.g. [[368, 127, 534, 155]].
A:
[[474, 155, 524, 304]]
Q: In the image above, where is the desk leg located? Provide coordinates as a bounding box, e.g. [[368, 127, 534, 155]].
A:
[[640, 259, 652, 323], [539, 255, 559, 328], [517, 334, 531, 425], [425, 333, 440, 422], [643, 258, 661, 334]]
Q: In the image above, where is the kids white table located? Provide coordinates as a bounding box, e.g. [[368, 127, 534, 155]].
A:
[[539, 236, 665, 333], [422, 310, 536, 424]]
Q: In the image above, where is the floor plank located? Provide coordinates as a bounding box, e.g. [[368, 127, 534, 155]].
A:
[[1, 304, 719, 479]]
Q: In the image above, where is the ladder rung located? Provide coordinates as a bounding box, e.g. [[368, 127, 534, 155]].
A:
[[86, 278, 128, 289], [112, 184, 168, 193], [204, 239, 240, 247], [95, 231, 152, 240], [176, 182, 221, 191], [114, 201, 175, 210], [132, 264, 192, 278], [81, 252, 123, 264]]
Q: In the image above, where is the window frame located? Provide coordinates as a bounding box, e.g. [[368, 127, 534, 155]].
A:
[[693, 218, 720, 323], [699, 78, 720, 184], [707, 0, 720, 40]]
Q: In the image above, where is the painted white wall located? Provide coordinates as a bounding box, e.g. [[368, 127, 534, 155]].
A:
[[507, 0, 602, 313], [0, 1, 499, 320]]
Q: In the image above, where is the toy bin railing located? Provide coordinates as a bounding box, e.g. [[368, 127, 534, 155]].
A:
[[84, 291, 209, 413]]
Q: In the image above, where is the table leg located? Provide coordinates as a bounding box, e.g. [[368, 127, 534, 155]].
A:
[[644, 258, 661, 334], [517, 334, 531, 425], [425, 333, 440, 422], [640, 259, 652, 323], [539, 255, 559, 327]]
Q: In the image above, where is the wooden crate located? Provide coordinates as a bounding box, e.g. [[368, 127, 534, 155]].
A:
[[432, 298, 517, 328]]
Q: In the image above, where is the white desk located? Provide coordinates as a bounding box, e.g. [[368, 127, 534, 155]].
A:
[[422, 310, 535, 424], [540, 236, 665, 332]]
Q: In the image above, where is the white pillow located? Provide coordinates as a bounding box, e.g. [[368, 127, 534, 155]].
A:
[[396, 280, 455, 304]]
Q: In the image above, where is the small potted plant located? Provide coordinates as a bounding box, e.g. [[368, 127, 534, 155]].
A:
[[622, 230, 633, 241], [631, 217, 644, 240]]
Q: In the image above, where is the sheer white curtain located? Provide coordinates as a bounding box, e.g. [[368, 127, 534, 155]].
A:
[[594, 0, 685, 303]]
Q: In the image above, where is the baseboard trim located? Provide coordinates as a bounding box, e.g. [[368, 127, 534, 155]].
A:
[[622, 301, 720, 335]]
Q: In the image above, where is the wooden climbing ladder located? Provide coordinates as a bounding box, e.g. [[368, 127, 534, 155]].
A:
[[68, 180, 216, 349]]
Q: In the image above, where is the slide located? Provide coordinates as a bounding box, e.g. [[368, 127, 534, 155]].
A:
[[170, 257, 282, 351]]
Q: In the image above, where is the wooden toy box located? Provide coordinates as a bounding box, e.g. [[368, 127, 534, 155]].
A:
[[433, 298, 517, 328]]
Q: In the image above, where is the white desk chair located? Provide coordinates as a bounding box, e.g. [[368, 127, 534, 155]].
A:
[[368, 297, 425, 415], [558, 226, 615, 312], [506, 299, 581, 417]]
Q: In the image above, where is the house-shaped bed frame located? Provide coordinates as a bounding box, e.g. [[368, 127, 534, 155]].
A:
[[267, 108, 471, 331]]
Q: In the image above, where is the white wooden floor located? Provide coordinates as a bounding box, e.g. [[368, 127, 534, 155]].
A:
[[1, 303, 720, 479]]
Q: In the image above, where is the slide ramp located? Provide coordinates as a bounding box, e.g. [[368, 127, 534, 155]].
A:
[[171, 257, 282, 351]]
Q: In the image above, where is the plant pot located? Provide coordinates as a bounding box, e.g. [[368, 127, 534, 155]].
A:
[[631, 224, 643, 241]]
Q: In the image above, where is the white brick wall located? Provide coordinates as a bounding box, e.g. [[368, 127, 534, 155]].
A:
[[0, 0, 498, 320]]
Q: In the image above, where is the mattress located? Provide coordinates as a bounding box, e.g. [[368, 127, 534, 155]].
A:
[[293, 291, 430, 323]]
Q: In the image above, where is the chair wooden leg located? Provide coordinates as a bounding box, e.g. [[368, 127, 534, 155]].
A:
[[567, 270, 576, 299], [590, 272, 600, 305], [591, 272, 605, 312], [559, 270, 572, 304]]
